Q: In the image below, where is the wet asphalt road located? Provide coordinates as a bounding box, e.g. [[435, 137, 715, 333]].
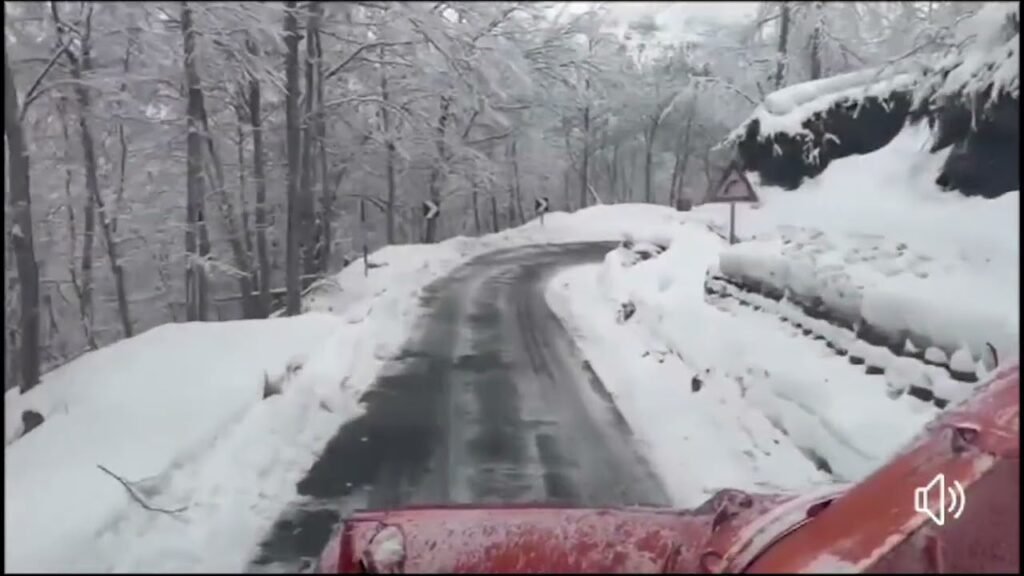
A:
[[250, 242, 669, 572]]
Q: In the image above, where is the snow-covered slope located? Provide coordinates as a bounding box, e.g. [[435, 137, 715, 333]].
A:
[[699, 123, 1019, 367], [548, 227, 939, 506], [4, 315, 367, 572], [545, 117, 1018, 507]]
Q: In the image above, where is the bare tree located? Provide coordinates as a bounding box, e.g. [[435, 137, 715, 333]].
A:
[[246, 38, 272, 316], [424, 95, 450, 243], [4, 35, 42, 392], [774, 2, 792, 89], [53, 3, 134, 338], [379, 45, 398, 245], [182, 1, 210, 321], [807, 1, 824, 80], [298, 1, 322, 284], [283, 0, 302, 315]]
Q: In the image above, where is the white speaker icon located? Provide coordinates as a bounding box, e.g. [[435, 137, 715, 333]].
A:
[[914, 473, 966, 526]]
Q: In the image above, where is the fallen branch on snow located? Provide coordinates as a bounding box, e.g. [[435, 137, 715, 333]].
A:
[[96, 464, 187, 515]]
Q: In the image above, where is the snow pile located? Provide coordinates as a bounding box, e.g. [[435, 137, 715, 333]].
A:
[[547, 222, 939, 507], [701, 123, 1020, 370], [714, 225, 1019, 368], [4, 314, 364, 572]]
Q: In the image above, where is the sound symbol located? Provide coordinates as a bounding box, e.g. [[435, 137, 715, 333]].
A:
[[914, 473, 966, 526]]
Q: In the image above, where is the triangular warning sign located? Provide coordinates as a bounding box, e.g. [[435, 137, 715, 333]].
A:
[[708, 164, 759, 204]]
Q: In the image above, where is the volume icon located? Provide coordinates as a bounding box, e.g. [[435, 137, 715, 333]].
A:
[[914, 473, 966, 526]]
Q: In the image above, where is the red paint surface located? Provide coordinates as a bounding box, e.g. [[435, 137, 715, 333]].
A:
[[319, 364, 1020, 574], [746, 363, 1020, 574]]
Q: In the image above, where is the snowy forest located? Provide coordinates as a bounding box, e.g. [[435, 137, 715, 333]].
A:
[[3, 1, 998, 393]]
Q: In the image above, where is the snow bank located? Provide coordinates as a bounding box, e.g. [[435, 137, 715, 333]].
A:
[[703, 123, 1019, 369], [4, 315, 354, 572], [547, 223, 938, 505]]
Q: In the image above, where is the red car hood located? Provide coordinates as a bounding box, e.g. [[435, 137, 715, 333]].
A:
[[318, 487, 847, 573]]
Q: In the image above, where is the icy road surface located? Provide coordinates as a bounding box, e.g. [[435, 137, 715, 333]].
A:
[[251, 242, 669, 572]]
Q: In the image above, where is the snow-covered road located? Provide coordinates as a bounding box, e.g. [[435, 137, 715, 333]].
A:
[[250, 242, 669, 572]]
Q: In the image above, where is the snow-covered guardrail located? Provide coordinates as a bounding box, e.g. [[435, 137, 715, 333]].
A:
[[704, 227, 1017, 408]]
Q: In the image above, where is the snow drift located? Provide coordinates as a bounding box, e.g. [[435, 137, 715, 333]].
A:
[[702, 123, 1019, 383]]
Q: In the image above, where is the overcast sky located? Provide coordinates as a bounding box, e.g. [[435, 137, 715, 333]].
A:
[[567, 2, 759, 43]]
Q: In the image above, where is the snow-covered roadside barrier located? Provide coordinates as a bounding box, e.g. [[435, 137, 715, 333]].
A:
[[548, 222, 940, 501], [709, 226, 1017, 387]]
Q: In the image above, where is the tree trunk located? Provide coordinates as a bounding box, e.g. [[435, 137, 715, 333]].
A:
[[643, 119, 659, 204], [247, 39, 272, 317], [563, 168, 570, 210], [774, 1, 791, 89], [580, 102, 591, 210], [490, 195, 499, 233], [182, 1, 209, 321], [472, 188, 481, 235], [509, 138, 525, 223], [314, 15, 330, 273], [380, 48, 397, 245], [193, 82, 256, 318], [669, 109, 696, 209], [425, 96, 449, 244], [4, 41, 41, 392], [808, 1, 823, 80], [298, 1, 321, 284], [65, 16, 134, 338], [580, 39, 597, 208], [234, 106, 253, 257], [609, 144, 620, 202], [113, 40, 132, 235], [284, 0, 302, 315], [55, 95, 96, 349]]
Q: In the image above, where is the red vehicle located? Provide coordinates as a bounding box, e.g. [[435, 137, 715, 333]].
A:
[[318, 363, 1019, 574]]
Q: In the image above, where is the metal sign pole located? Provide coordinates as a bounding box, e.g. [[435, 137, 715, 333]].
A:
[[360, 199, 369, 277], [729, 202, 737, 245]]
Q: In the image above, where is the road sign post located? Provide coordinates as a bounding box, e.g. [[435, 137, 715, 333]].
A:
[[422, 200, 440, 243], [729, 203, 736, 245], [706, 163, 759, 246], [535, 197, 549, 226], [360, 199, 369, 277], [422, 200, 440, 221]]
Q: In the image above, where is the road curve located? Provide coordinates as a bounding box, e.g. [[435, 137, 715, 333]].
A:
[[250, 242, 669, 572]]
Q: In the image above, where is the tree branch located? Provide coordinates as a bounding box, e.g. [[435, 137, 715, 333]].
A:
[[19, 42, 71, 122], [692, 76, 760, 106], [324, 41, 416, 81], [96, 464, 187, 515]]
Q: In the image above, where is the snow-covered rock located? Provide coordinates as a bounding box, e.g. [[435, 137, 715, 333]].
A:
[[925, 346, 949, 366]]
